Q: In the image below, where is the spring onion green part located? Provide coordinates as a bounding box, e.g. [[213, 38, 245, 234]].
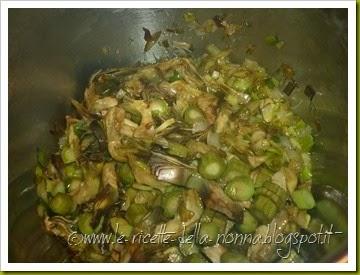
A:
[[225, 176, 255, 201], [235, 210, 258, 233], [161, 190, 182, 218], [117, 162, 135, 187], [49, 193, 73, 215], [183, 106, 205, 125], [125, 203, 149, 225], [63, 164, 83, 179], [61, 145, 77, 164], [291, 188, 315, 210], [36, 148, 49, 167], [223, 158, 250, 182], [110, 217, 133, 238], [167, 142, 189, 158], [199, 222, 220, 245], [198, 152, 226, 180], [150, 98, 170, 118], [77, 212, 94, 234], [251, 195, 278, 223]]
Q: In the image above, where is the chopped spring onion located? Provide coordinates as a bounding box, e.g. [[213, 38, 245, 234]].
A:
[[206, 44, 221, 56], [36, 147, 49, 167], [73, 120, 88, 137], [49, 193, 74, 215], [161, 190, 182, 218], [167, 142, 189, 158], [200, 208, 216, 223], [63, 164, 83, 179], [77, 212, 94, 234], [232, 77, 252, 92], [223, 157, 250, 182], [225, 93, 240, 107], [291, 188, 315, 210], [183, 106, 205, 125], [224, 176, 255, 201], [199, 222, 220, 245], [61, 145, 77, 164], [117, 162, 135, 187], [198, 152, 226, 180], [251, 195, 278, 223], [110, 217, 133, 238], [264, 78, 278, 89], [150, 98, 170, 118], [186, 173, 207, 191], [235, 210, 258, 233], [125, 203, 149, 225], [255, 182, 288, 209], [46, 179, 65, 196]]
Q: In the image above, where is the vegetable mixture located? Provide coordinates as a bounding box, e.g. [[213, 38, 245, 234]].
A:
[[35, 44, 344, 263]]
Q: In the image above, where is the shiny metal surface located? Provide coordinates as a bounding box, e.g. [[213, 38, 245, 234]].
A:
[[8, 8, 348, 262]]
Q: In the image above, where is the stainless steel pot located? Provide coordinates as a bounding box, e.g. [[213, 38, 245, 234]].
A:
[[8, 8, 348, 263]]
